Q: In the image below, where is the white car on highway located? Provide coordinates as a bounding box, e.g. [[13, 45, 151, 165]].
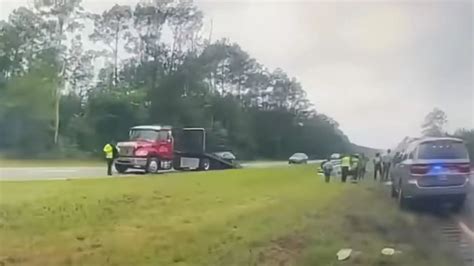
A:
[[288, 153, 309, 164], [330, 153, 342, 177]]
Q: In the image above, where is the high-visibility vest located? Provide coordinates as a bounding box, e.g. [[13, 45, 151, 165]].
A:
[[341, 156, 351, 167], [103, 144, 114, 159]]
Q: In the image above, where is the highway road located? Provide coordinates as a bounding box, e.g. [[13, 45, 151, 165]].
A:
[[0, 160, 322, 181]]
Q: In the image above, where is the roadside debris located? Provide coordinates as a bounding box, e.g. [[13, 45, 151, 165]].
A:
[[335, 247, 401, 261], [337, 249, 352, 261], [381, 248, 401, 256]]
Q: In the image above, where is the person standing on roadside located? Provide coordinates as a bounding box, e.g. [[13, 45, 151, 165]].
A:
[[103, 141, 118, 176], [322, 158, 333, 183], [382, 149, 393, 181], [351, 154, 360, 181], [373, 153, 383, 181], [358, 154, 367, 180], [341, 154, 351, 183]]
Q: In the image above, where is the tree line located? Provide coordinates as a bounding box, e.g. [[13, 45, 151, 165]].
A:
[[394, 108, 474, 161], [0, 0, 351, 159], [421, 108, 474, 160]]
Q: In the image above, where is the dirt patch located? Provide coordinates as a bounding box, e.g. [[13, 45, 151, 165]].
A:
[[344, 213, 413, 243], [257, 234, 307, 266], [0, 256, 28, 265]]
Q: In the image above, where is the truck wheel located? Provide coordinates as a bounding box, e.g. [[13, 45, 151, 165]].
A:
[[115, 164, 128, 174], [172, 157, 184, 171], [199, 158, 210, 171], [146, 158, 159, 174]]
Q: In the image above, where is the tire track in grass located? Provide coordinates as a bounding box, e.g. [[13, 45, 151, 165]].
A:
[[439, 219, 474, 266], [383, 179, 473, 265]]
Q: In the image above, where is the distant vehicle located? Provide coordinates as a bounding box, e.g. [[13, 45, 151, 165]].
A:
[[391, 137, 471, 211], [289, 153, 309, 164], [330, 153, 342, 167], [213, 151, 236, 163]]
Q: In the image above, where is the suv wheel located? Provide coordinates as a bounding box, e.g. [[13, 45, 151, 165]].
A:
[[391, 183, 397, 198], [398, 185, 410, 210], [146, 158, 159, 174]]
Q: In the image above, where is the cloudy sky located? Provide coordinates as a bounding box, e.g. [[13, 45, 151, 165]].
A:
[[1, 0, 473, 148]]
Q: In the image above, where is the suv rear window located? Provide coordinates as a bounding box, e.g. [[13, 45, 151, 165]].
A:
[[417, 140, 469, 160]]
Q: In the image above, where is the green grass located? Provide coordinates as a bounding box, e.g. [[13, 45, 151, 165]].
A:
[[0, 166, 461, 266], [0, 158, 102, 167]]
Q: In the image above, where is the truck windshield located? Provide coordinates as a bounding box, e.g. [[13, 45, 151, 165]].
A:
[[130, 130, 158, 141], [418, 141, 469, 160]]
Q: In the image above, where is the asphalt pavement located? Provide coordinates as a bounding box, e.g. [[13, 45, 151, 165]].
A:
[[0, 160, 322, 181]]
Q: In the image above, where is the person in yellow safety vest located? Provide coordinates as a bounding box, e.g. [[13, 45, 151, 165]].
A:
[[340, 154, 351, 183], [103, 142, 118, 176], [351, 155, 360, 181]]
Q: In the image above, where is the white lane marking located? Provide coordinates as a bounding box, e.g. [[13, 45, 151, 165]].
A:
[[458, 221, 474, 242], [0, 169, 79, 173], [37, 169, 78, 173], [0, 167, 100, 171]]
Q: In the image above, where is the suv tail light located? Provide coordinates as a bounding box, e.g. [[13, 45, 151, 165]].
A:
[[454, 163, 471, 174], [410, 164, 429, 175], [410, 163, 471, 176]]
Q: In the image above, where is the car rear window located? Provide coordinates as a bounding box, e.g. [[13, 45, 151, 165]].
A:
[[417, 141, 469, 160]]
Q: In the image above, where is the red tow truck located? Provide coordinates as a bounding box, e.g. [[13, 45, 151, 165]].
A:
[[115, 125, 237, 173]]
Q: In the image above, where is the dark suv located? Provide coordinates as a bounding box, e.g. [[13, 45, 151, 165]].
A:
[[391, 137, 471, 210]]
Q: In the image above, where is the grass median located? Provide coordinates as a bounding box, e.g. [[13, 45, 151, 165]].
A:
[[0, 166, 461, 266]]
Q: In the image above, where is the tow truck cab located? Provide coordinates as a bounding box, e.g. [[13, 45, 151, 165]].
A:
[[115, 125, 174, 173], [115, 125, 236, 173]]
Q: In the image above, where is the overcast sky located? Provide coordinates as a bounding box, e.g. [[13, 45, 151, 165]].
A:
[[1, 0, 473, 148]]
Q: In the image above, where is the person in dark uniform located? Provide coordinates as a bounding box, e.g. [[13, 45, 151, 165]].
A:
[[351, 154, 360, 181], [373, 153, 383, 181], [382, 149, 393, 181], [358, 154, 367, 180]]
